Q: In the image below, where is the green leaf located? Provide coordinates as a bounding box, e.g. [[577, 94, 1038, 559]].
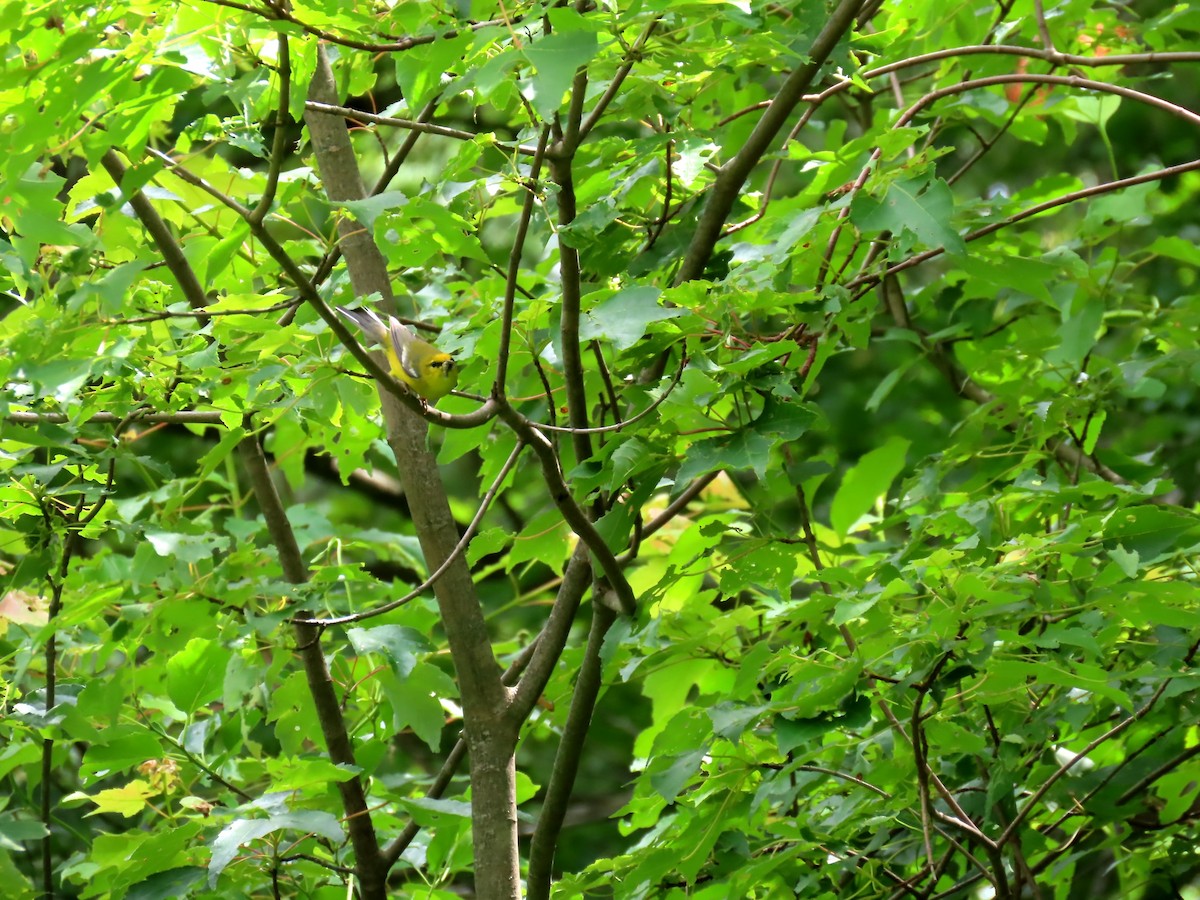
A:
[[753, 398, 819, 440], [677, 429, 773, 484], [144, 530, 230, 564], [208, 812, 344, 885], [1048, 297, 1104, 366], [775, 658, 863, 719], [348, 624, 429, 677], [987, 659, 1130, 709], [394, 32, 473, 110], [1107, 544, 1139, 578], [1094, 581, 1200, 629], [580, 286, 681, 350], [522, 31, 599, 119], [851, 176, 966, 255], [1155, 767, 1200, 824], [718, 543, 796, 598], [709, 702, 766, 741], [398, 795, 472, 827], [66, 780, 157, 818], [0, 812, 48, 851], [1102, 506, 1199, 562], [78, 731, 163, 782], [649, 747, 708, 803], [381, 663, 458, 751], [338, 191, 408, 231], [1063, 93, 1121, 128], [830, 436, 910, 537], [126, 867, 206, 900], [832, 589, 881, 625], [166, 639, 229, 714], [265, 758, 360, 794], [69, 824, 202, 897]]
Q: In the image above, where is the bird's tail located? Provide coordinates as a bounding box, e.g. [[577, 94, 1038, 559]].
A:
[[335, 305, 390, 347]]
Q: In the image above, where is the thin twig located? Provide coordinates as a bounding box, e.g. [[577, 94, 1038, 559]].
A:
[[576, 17, 661, 144]]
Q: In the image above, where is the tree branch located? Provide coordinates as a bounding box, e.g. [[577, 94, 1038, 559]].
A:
[[526, 603, 617, 900], [675, 0, 866, 285]]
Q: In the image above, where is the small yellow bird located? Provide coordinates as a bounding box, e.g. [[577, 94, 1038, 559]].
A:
[[336, 305, 459, 403]]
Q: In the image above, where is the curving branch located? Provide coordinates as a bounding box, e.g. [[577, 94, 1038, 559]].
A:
[[530, 348, 687, 437], [824, 72, 1200, 285], [897, 73, 1200, 130], [732, 42, 1200, 247], [293, 439, 526, 628], [201, 0, 530, 55], [496, 403, 637, 617], [846, 157, 1200, 296], [998, 680, 1172, 849]]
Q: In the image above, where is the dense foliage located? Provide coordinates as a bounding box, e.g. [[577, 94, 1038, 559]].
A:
[[2, 1, 1199, 897]]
